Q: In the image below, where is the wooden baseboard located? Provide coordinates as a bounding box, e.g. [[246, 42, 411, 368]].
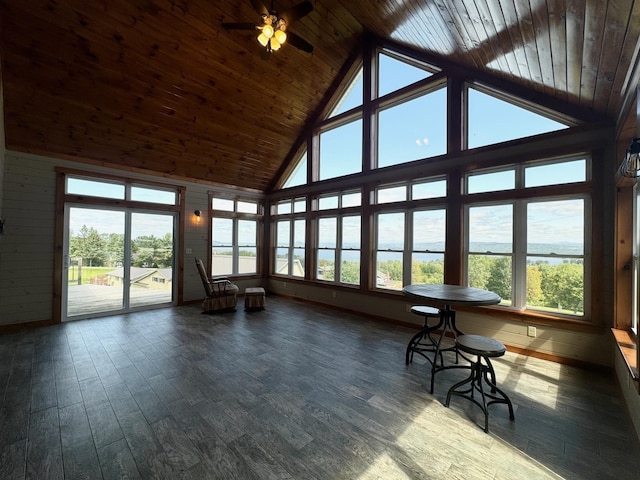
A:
[[0, 318, 58, 333]]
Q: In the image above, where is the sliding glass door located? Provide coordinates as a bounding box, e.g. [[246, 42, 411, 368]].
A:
[[63, 206, 176, 320], [130, 212, 174, 308]]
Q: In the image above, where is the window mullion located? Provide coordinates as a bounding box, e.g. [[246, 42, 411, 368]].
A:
[[336, 216, 343, 283], [289, 219, 295, 276], [404, 211, 412, 288], [514, 200, 527, 309], [232, 218, 239, 275]]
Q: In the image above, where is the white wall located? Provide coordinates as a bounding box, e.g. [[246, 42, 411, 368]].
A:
[[614, 348, 640, 440], [0, 153, 56, 324], [0, 151, 237, 325]]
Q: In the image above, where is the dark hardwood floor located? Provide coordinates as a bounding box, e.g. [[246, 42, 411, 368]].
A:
[[1, 295, 639, 479]]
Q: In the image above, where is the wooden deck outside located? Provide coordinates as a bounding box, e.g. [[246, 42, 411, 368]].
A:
[[66, 284, 173, 318]]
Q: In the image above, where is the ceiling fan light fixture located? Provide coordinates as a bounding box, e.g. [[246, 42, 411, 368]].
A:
[[262, 24, 274, 38], [226, 0, 313, 56], [257, 32, 269, 47], [274, 29, 286, 44]]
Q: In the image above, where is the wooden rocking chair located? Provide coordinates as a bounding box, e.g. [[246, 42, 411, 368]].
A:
[[195, 257, 239, 312]]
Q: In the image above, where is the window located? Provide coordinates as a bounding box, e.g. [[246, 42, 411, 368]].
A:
[[375, 212, 404, 290], [210, 196, 262, 276], [378, 52, 435, 97], [316, 214, 362, 285], [211, 217, 233, 275], [412, 179, 447, 200], [283, 151, 307, 188], [61, 172, 181, 322], [377, 87, 447, 167], [341, 216, 361, 285], [312, 190, 362, 285], [131, 185, 177, 205], [467, 203, 514, 305], [412, 209, 446, 284], [67, 177, 125, 199], [319, 120, 363, 180], [268, 41, 598, 327], [317, 191, 361, 210], [464, 158, 589, 317], [377, 185, 406, 204], [467, 169, 514, 194], [467, 86, 570, 149], [329, 67, 363, 117], [317, 217, 337, 281], [526, 199, 585, 314], [66, 177, 180, 206], [373, 179, 447, 291], [272, 197, 306, 277]]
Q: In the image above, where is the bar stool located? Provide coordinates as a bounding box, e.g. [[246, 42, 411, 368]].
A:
[[445, 334, 515, 433], [405, 305, 444, 365]]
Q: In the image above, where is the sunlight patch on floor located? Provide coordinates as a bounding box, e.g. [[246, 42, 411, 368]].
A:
[[357, 452, 417, 480], [362, 389, 566, 479]]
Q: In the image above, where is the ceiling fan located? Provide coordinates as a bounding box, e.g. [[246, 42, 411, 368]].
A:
[[222, 0, 314, 57]]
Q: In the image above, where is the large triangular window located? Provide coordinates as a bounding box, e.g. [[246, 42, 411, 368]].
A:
[[378, 52, 435, 97], [467, 87, 570, 149], [282, 151, 307, 188], [328, 68, 363, 118], [377, 87, 447, 168]]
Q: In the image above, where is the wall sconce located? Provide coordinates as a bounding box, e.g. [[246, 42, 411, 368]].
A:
[[194, 210, 201, 223], [619, 138, 640, 178]]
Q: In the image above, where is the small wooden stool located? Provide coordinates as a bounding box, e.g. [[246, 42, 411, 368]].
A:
[[445, 334, 515, 433], [405, 306, 444, 365], [244, 287, 266, 310]]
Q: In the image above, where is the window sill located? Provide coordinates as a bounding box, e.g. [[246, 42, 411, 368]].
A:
[[611, 328, 640, 393], [611, 328, 639, 382]]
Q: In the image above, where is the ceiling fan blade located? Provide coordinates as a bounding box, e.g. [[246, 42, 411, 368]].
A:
[[222, 22, 257, 31], [250, 0, 269, 16], [287, 31, 313, 53], [260, 48, 271, 61], [280, 1, 313, 23]]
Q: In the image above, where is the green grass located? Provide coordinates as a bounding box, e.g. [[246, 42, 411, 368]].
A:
[[67, 266, 113, 285]]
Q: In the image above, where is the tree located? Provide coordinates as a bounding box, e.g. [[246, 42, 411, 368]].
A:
[[340, 260, 360, 284], [103, 233, 125, 267], [69, 225, 107, 266], [486, 256, 512, 302], [132, 234, 173, 268], [378, 260, 402, 282], [318, 258, 335, 281], [543, 262, 584, 313], [526, 265, 545, 306], [411, 259, 444, 284], [468, 255, 492, 290]]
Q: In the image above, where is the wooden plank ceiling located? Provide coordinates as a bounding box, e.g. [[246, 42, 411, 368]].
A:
[[1, 0, 639, 192]]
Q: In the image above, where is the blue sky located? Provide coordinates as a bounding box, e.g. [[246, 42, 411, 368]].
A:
[[286, 52, 569, 186], [68, 207, 174, 240], [283, 52, 584, 250]]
